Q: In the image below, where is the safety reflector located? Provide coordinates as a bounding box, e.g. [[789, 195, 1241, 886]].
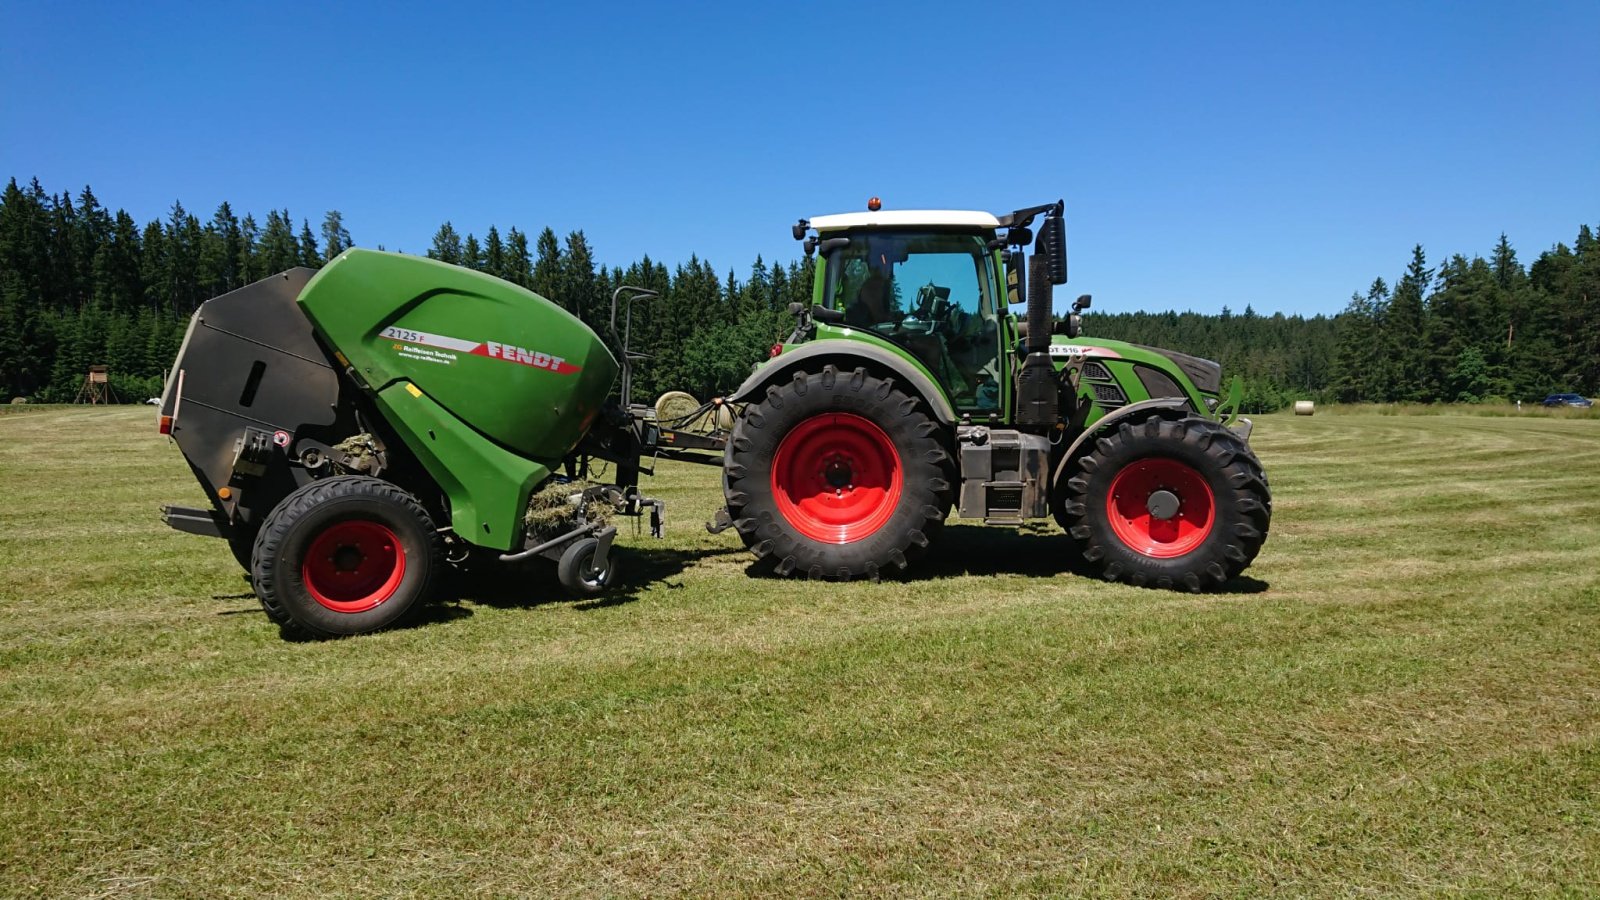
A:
[[158, 415, 173, 435]]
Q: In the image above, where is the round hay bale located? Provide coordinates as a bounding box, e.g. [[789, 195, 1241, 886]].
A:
[[10, 397, 29, 405], [654, 391, 701, 424], [1293, 400, 1315, 416]]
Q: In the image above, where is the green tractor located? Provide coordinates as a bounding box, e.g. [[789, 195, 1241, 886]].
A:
[[711, 200, 1270, 589]]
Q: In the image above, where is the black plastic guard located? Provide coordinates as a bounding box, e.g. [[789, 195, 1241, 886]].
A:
[[162, 269, 360, 537]]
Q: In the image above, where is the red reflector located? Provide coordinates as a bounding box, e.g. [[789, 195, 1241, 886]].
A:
[[769, 343, 783, 358], [158, 415, 173, 435]]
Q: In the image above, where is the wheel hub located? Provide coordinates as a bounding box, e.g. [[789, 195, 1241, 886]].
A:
[[1146, 489, 1180, 521], [331, 545, 365, 572], [823, 455, 853, 489]]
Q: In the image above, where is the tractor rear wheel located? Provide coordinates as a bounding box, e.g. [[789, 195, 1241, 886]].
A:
[[1056, 416, 1270, 591], [251, 476, 440, 638], [724, 365, 953, 580]]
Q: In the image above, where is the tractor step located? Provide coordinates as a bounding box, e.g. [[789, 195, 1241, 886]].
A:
[[956, 429, 1050, 522]]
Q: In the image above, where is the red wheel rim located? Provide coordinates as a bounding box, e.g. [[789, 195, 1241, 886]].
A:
[[771, 413, 903, 544], [1105, 457, 1215, 558], [302, 520, 406, 613]]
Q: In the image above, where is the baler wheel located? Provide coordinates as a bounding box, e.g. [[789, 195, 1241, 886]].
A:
[[557, 536, 615, 596], [724, 365, 953, 580], [250, 476, 440, 638], [1056, 416, 1270, 591]]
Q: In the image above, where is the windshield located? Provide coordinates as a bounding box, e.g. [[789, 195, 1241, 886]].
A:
[[824, 231, 1001, 410]]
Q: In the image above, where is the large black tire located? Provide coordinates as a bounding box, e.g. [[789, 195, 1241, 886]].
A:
[[724, 365, 954, 580], [1056, 416, 1270, 591], [251, 476, 440, 638]]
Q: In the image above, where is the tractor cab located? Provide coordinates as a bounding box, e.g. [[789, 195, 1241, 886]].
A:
[[816, 219, 1006, 412]]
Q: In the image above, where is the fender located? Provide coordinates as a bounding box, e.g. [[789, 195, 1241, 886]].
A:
[[1049, 397, 1193, 489], [727, 341, 958, 425]]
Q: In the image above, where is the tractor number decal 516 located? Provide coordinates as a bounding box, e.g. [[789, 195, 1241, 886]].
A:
[[380, 327, 581, 374]]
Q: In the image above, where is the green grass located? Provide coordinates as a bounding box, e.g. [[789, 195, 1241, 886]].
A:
[[1318, 401, 1599, 420], [3, 407, 1599, 896]]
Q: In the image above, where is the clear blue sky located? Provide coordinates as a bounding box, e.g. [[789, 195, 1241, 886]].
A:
[[3, 1, 1596, 317]]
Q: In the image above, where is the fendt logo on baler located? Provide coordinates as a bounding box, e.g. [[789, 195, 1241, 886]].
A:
[[380, 327, 581, 375]]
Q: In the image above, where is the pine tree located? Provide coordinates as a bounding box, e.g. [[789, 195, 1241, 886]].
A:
[[93, 210, 143, 313], [462, 233, 484, 271], [199, 202, 241, 297], [298, 219, 323, 268], [238, 213, 260, 284], [560, 231, 598, 324], [531, 228, 562, 304], [1387, 245, 1431, 401], [320, 210, 351, 258], [428, 222, 462, 264], [259, 210, 299, 276], [504, 227, 532, 287], [484, 225, 505, 279]]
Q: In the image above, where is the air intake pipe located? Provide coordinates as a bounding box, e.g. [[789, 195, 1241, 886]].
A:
[[1016, 204, 1066, 427]]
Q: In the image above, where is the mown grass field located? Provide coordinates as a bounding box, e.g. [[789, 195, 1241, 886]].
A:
[[3, 406, 1598, 896]]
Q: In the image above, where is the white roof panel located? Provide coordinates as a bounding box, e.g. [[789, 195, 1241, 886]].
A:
[[808, 209, 1001, 231]]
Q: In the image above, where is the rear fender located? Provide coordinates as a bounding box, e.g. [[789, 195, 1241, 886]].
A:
[[727, 341, 957, 426]]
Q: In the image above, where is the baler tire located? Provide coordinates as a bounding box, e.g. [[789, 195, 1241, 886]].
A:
[[557, 537, 615, 596], [250, 476, 440, 638], [1057, 415, 1270, 591], [723, 365, 953, 581]]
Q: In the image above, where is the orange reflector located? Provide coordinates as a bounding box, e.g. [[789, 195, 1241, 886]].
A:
[[867, 196, 882, 211], [217, 487, 232, 500], [158, 414, 173, 435]]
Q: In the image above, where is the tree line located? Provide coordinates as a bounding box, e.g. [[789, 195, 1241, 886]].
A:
[[1082, 226, 1599, 411], [1, 176, 1594, 409], [0, 177, 810, 404]]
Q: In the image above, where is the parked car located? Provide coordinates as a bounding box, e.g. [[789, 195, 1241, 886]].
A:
[[1542, 393, 1594, 408]]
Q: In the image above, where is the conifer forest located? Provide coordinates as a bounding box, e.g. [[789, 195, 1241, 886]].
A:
[[1, 177, 1595, 411]]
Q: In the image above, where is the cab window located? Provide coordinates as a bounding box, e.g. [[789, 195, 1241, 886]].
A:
[[826, 232, 1001, 410]]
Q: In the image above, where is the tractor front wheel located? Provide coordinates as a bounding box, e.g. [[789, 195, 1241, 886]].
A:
[[724, 365, 953, 580], [1057, 416, 1270, 591], [251, 476, 440, 638]]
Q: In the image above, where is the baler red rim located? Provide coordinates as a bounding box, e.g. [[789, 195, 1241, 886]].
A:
[[302, 520, 406, 613]]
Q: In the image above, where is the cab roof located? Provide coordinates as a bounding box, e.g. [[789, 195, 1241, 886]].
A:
[[808, 209, 1002, 232]]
